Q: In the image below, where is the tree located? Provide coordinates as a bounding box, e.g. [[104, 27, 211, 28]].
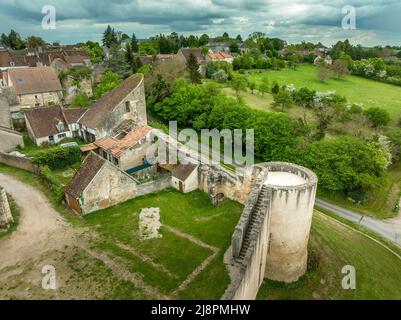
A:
[[132, 55, 143, 74], [364, 107, 390, 128], [70, 94, 91, 108], [2, 30, 25, 50], [332, 59, 350, 79], [131, 33, 139, 52], [102, 25, 118, 48], [79, 41, 104, 64], [293, 87, 316, 123], [222, 32, 229, 39], [93, 71, 121, 99], [199, 34, 209, 46], [271, 81, 280, 94], [248, 81, 256, 94], [302, 137, 390, 194], [316, 60, 331, 82], [258, 79, 270, 96], [273, 90, 294, 112], [27, 36, 46, 49], [231, 75, 248, 100], [229, 41, 240, 53], [187, 53, 202, 84], [236, 34, 243, 42]]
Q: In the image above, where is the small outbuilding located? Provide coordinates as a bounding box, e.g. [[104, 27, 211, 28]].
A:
[[171, 163, 199, 193]]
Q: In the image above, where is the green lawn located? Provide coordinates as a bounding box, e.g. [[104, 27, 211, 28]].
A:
[[247, 65, 401, 124], [258, 211, 401, 300], [82, 189, 243, 299]]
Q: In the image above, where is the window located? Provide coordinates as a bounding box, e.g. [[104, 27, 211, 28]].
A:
[[112, 157, 119, 166], [58, 133, 66, 139], [125, 101, 131, 113], [49, 135, 54, 143], [101, 150, 108, 159]]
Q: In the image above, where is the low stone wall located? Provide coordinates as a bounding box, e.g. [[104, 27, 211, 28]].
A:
[[136, 175, 172, 197], [0, 127, 24, 153], [0, 152, 39, 174]]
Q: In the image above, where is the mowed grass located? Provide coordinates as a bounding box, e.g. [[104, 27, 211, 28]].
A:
[[82, 189, 243, 299], [247, 64, 401, 124], [257, 212, 401, 300]]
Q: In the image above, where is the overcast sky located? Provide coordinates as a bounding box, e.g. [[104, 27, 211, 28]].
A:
[[0, 0, 400, 46]]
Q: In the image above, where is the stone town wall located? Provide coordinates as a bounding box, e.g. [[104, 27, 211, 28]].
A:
[[0, 152, 39, 173], [222, 168, 271, 300], [0, 187, 13, 228]]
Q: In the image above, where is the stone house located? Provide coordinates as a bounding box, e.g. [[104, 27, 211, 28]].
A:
[[314, 55, 333, 66], [81, 125, 153, 172], [25, 106, 86, 146], [6, 67, 63, 108], [171, 163, 199, 193], [65, 152, 138, 215], [78, 73, 147, 142]]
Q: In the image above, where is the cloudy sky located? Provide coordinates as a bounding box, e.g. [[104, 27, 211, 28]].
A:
[[0, 0, 400, 46]]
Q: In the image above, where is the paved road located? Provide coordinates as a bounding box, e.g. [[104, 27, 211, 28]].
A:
[[315, 199, 401, 247]]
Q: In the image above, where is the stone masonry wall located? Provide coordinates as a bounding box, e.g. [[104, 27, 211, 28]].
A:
[[0, 187, 13, 228]]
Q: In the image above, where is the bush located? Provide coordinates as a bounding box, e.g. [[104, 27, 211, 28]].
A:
[[31, 146, 81, 170], [364, 107, 390, 128], [70, 93, 91, 108]]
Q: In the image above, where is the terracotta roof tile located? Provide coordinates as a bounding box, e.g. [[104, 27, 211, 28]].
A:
[[94, 125, 152, 157], [79, 73, 143, 129], [65, 152, 105, 198], [8, 67, 62, 95]]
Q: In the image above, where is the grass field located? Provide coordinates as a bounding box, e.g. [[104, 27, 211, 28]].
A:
[[82, 189, 243, 299], [258, 211, 401, 300], [247, 64, 401, 124]]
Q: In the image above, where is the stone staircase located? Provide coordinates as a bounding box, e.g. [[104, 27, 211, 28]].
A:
[[237, 186, 268, 261]]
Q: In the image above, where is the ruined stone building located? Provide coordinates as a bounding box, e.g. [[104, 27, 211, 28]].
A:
[[78, 73, 147, 142]]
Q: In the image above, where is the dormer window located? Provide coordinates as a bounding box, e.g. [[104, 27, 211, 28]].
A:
[[56, 120, 65, 132], [125, 101, 131, 113]]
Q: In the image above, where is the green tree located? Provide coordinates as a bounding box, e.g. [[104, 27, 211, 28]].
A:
[[293, 87, 316, 123], [131, 33, 139, 52], [199, 34, 209, 46], [273, 90, 294, 112], [271, 81, 280, 94], [27, 36, 46, 49], [316, 60, 331, 82], [102, 25, 118, 48], [229, 41, 240, 53], [231, 75, 248, 100], [258, 79, 270, 96], [332, 59, 350, 79], [187, 53, 202, 84], [93, 71, 121, 99], [70, 94, 91, 108], [365, 107, 391, 128]]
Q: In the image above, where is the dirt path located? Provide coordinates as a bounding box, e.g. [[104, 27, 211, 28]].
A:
[[0, 173, 78, 273]]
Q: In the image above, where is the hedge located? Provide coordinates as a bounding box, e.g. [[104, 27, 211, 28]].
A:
[[31, 146, 81, 170]]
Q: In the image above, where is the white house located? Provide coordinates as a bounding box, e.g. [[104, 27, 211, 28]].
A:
[[171, 163, 199, 193]]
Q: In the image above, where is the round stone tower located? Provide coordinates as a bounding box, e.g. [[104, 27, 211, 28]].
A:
[[261, 162, 318, 283]]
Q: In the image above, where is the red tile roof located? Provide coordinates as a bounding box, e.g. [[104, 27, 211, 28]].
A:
[[94, 125, 152, 157], [208, 52, 233, 60]]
